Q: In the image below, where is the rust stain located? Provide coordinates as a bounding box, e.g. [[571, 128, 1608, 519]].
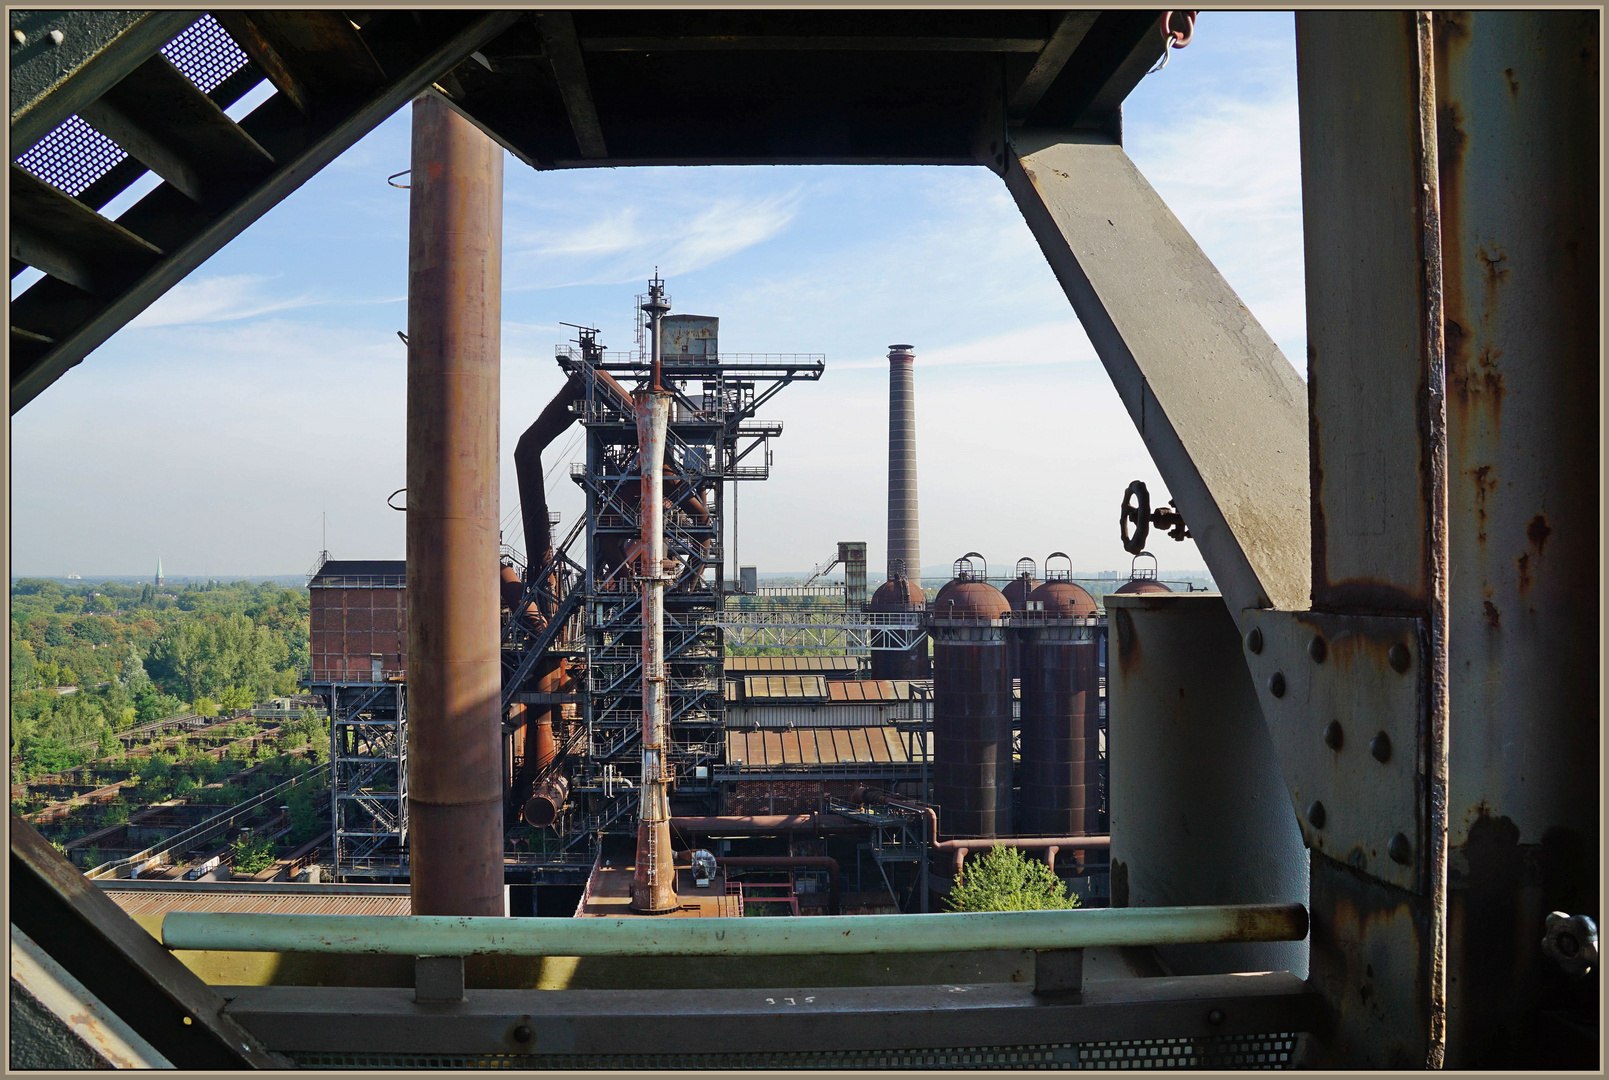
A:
[[1525, 513, 1551, 555], [1515, 552, 1531, 593], [1467, 464, 1496, 543], [1112, 607, 1138, 678], [1501, 67, 1520, 96], [1482, 600, 1500, 628]]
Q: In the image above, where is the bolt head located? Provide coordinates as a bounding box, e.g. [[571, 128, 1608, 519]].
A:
[[1207, 1008, 1225, 1025], [1308, 635, 1327, 663], [1245, 627, 1263, 654], [1268, 671, 1286, 698], [513, 1025, 533, 1043], [1388, 833, 1412, 865], [1388, 642, 1411, 673], [48, 28, 64, 45], [1306, 801, 1326, 829], [1370, 732, 1392, 763], [1323, 721, 1344, 750]]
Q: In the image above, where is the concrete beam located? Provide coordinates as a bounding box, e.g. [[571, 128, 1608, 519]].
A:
[[1003, 131, 1310, 616]]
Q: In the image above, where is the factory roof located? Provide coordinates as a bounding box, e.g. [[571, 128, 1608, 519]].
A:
[[309, 560, 407, 587], [727, 677, 918, 703], [725, 726, 912, 769], [724, 655, 862, 674]]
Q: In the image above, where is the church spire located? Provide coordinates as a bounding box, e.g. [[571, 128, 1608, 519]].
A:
[[156, 556, 164, 588]]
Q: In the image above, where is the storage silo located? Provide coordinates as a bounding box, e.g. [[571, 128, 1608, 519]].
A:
[[1001, 556, 1039, 682], [1019, 553, 1101, 837], [868, 571, 929, 679], [930, 554, 1013, 838]]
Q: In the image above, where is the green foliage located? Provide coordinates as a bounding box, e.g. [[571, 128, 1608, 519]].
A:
[[218, 685, 256, 711], [194, 696, 219, 717], [944, 847, 1081, 913], [286, 777, 330, 846], [230, 832, 277, 875]]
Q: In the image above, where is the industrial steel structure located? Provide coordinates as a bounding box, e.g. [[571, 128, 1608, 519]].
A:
[[9, 7, 1597, 1072]]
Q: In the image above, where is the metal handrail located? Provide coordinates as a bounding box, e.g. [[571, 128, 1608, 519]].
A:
[[160, 902, 1308, 957]]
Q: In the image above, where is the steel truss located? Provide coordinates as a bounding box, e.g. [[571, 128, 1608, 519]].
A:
[[311, 681, 407, 880], [498, 334, 823, 860]]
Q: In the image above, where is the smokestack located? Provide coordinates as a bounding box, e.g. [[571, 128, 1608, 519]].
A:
[[887, 345, 920, 583]]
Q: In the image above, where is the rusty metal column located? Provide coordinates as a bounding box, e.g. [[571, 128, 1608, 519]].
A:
[[405, 92, 505, 917], [631, 276, 678, 914]]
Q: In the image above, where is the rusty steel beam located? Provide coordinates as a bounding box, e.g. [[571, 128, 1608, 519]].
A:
[[405, 91, 505, 918]]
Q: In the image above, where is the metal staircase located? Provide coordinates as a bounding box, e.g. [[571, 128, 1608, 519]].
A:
[[9, 9, 518, 410]]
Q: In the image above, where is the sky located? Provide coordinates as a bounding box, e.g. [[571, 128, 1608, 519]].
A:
[[8, 12, 1305, 581]]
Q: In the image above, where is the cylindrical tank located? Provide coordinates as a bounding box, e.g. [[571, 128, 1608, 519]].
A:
[[499, 563, 524, 610], [1019, 561, 1101, 839], [1002, 557, 1039, 682], [930, 554, 1013, 839], [868, 573, 929, 679], [523, 774, 570, 828], [1114, 552, 1172, 595]]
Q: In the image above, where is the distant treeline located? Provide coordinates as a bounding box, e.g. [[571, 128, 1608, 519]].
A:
[[9, 578, 309, 780]]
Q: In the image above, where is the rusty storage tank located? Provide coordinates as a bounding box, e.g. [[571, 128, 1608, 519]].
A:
[[1001, 557, 1039, 682], [1019, 552, 1102, 837], [930, 554, 1013, 839], [1114, 552, 1172, 596], [868, 571, 929, 679]]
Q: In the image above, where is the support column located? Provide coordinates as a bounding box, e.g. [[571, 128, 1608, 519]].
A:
[[405, 92, 505, 917]]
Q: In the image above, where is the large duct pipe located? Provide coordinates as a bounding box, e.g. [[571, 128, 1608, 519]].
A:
[[669, 814, 866, 834], [631, 278, 677, 915], [513, 371, 587, 577], [522, 774, 570, 828], [886, 344, 920, 583], [405, 93, 505, 917]]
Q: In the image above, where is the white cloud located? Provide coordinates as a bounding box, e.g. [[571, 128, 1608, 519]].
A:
[[126, 274, 325, 329], [505, 187, 801, 288]]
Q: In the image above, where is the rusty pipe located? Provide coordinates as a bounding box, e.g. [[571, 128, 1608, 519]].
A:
[[404, 92, 505, 917], [513, 371, 587, 576], [631, 275, 676, 915], [717, 856, 841, 915], [522, 774, 569, 828], [669, 814, 866, 835], [943, 837, 1110, 877]]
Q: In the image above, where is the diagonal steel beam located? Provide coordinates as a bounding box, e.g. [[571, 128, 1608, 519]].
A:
[[538, 12, 607, 159], [11, 10, 524, 413], [1002, 131, 1310, 616]]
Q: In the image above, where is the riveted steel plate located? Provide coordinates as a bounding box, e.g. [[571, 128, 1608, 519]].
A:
[[1240, 610, 1424, 893]]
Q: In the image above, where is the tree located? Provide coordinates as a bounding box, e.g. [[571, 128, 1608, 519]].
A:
[[944, 846, 1081, 913]]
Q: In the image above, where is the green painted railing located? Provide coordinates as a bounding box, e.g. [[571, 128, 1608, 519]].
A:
[[162, 903, 1307, 958]]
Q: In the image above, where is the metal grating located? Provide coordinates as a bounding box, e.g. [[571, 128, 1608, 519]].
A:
[[11, 15, 253, 199], [288, 1033, 1305, 1070], [13, 114, 128, 197], [160, 14, 252, 95]]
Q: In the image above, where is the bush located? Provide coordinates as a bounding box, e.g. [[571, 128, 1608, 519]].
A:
[[945, 847, 1081, 913], [230, 833, 276, 875]]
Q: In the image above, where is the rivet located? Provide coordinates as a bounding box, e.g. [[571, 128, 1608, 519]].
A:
[[1370, 732, 1392, 763], [12, 29, 26, 46], [1308, 635, 1327, 663], [1388, 642, 1411, 673], [1268, 671, 1285, 698], [48, 28, 64, 45], [1322, 721, 1343, 750], [1307, 801, 1326, 829], [1206, 1008, 1224, 1025], [1388, 833, 1412, 865], [1245, 627, 1263, 654], [182, 1016, 193, 1025], [513, 1025, 533, 1044]]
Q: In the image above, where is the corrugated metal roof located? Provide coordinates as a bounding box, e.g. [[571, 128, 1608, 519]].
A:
[[743, 675, 829, 702], [724, 726, 912, 769], [724, 656, 861, 674], [826, 679, 909, 702], [104, 890, 412, 918]]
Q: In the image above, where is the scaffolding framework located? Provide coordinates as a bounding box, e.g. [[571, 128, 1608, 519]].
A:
[[313, 681, 407, 880], [500, 329, 824, 860]]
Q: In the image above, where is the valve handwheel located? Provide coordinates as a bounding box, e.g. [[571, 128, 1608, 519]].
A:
[[1120, 480, 1152, 555]]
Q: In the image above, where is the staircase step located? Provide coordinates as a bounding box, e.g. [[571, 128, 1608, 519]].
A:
[[79, 54, 275, 206], [8, 164, 163, 295]]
